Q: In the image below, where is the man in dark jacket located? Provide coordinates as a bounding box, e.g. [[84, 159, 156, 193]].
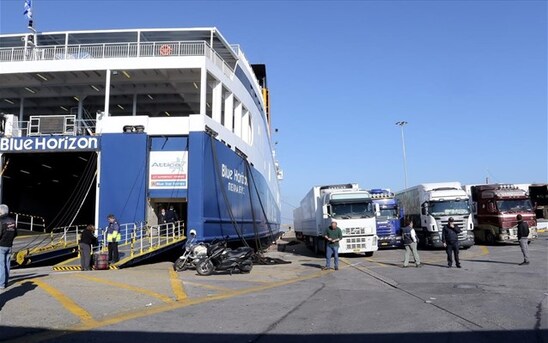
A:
[[442, 217, 461, 268], [106, 214, 120, 263], [79, 225, 98, 271], [165, 205, 179, 223], [516, 214, 530, 265], [0, 204, 17, 289]]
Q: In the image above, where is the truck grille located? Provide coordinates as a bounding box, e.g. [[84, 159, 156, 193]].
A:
[[346, 237, 369, 250], [343, 227, 369, 235]]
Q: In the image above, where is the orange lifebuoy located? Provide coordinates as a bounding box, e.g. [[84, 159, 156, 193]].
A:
[[159, 44, 172, 56]]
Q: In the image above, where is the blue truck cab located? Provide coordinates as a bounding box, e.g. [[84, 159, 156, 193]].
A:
[[369, 189, 402, 248]]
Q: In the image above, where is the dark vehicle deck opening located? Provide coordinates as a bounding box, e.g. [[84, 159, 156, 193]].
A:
[[1, 152, 97, 231]]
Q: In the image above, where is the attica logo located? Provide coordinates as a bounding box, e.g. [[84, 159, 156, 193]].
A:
[[151, 162, 184, 168]]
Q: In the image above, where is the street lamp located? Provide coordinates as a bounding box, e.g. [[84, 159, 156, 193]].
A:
[[395, 121, 408, 190]]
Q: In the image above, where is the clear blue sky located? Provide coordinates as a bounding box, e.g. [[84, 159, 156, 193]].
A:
[[1, 0, 547, 224]]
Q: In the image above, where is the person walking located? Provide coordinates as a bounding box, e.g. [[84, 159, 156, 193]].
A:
[[517, 214, 530, 265], [322, 221, 343, 271], [402, 219, 421, 268], [442, 217, 461, 268], [79, 225, 98, 271], [106, 214, 121, 263], [0, 204, 17, 289]]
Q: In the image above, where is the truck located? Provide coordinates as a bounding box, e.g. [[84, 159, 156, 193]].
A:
[[368, 189, 402, 248], [293, 183, 378, 256], [395, 182, 475, 249], [468, 184, 538, 244], [530, 184, 548, 219], [529, 184, 548, 231]]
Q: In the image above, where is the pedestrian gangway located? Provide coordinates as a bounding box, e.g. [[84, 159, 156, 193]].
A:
[[13, 224, 83, 267], [52, 221, 186, 271]]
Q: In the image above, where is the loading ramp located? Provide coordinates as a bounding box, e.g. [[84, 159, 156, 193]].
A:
[[12, 225, 81, 267], [53, 222, 186, 271]]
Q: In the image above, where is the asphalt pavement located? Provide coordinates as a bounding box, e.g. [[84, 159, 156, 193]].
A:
[[1, 232, 547, 343]]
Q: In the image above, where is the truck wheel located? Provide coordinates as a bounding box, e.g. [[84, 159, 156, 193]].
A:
[[365, 252, 374, 257], [485, 231, 496, 245], [313, 237, 319, 255]]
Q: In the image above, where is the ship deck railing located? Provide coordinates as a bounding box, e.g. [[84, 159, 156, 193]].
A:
[[7, 116, 96, 137], [13, 221, 186, 269], [0, 40, 233, 77]]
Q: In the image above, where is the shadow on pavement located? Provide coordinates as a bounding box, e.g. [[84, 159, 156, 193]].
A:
[[464, 259, 521, 266], [0, 327, 546, 343], [0, 281, 38, 311]]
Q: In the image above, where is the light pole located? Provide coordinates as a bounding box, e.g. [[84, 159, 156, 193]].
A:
[[395, 121, 408, 189]]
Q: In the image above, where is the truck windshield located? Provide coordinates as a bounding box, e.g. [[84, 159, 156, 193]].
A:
[[377, 206, 398, 220], [496, 199, 533, 213], [331, 202, 374, 219], [429, 200, 470, 216]]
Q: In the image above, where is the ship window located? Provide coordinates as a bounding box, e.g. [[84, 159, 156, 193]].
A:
[[206, 74, 216, 118], [233, 98, 241, 134], [221, 87, 229, 126]]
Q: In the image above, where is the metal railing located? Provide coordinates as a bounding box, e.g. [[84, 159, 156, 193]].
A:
[[97, 221, 185, 258], [7, 118, 96, 137], [0, 40, 233, 77], [12, 212, 46, 232]]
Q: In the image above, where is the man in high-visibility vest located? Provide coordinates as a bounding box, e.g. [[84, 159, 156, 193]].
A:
[[106, 214, 121, 263]]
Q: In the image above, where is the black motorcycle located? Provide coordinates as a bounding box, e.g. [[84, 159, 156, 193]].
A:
[[194, 240, 254, 276]]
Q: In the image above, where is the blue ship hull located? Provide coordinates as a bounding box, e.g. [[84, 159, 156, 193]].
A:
[[98, 131, 280, 246]]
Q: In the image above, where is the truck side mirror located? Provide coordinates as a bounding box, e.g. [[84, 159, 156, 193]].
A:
[[488, 202, 495, 213], [374, 203, 380, 217], [323, 204, 331, 219], [421, 207, 427, 215], [421, 202, 428, 215]]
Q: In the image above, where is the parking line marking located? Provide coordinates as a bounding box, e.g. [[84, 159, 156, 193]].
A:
[[9, 269, 329, 343], [74, 273, 174, 304], [183, 280, 236, 293], [33, 279, 97, 325], [169, 269, 187, 301]]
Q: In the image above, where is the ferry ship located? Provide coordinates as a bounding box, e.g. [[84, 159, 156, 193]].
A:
[[0, 28, 282, 246]]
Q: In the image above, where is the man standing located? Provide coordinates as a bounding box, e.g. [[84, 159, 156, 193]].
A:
[[0, 204, 17, 289], [158, 208, 167, 225], [516, 214, 530, 265], [442, 217, 461, 268], [165, 205, 179, 223], [106, 214, 121, 263], [323, 221, 343, 271], [402, 219, 421, 268]]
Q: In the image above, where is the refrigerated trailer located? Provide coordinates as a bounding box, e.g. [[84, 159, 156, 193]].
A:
[[293, 183, 378, 256]]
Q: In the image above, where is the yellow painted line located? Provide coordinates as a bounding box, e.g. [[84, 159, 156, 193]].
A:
[[366, 258, 390, 267], [33, 279, 97, 325], [182, 280, 237, 293], [74, 273, 173, 304], [169, 268, 187, 301], [9, 268, 329, 343], [478, 245, 489, 256]]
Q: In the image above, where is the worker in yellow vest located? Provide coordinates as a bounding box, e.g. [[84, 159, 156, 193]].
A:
[[106, 214, 121, 263]]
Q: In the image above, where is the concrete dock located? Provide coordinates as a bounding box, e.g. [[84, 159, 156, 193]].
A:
[[1, 232, 547, 343]]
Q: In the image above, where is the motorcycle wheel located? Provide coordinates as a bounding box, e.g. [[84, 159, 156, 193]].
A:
[[239, 263, 253, 273], [174, 258, 188, 272], [196, 260, 214, 276]]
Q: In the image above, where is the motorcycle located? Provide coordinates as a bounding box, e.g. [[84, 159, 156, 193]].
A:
[[194, 239, 254, 276], [174, 230, 208, 272]]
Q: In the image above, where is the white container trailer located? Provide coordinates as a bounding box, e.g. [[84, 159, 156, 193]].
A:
[[395, 182, 474, 248], [293, 183, 378, 256]]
